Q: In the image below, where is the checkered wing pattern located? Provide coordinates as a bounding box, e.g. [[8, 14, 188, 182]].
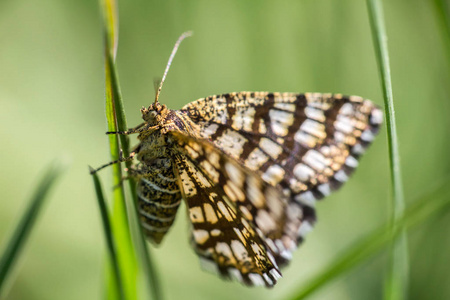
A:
[[172, 132, 289, 287], [182, 92, 382, 254]]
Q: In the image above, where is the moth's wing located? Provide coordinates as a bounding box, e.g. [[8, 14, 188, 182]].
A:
[[171, 132, 298, 286], [182, 92, 382, 244]]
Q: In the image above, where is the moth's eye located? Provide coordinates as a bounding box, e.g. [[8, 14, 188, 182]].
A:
[[149, 111, 157, 118]]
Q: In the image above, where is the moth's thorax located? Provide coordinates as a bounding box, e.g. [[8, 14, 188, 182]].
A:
[[141, 102, 198, 132], [136, 102, 201, 163]]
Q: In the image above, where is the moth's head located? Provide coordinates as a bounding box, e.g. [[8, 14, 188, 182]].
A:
[[141, 102, 168, 125]]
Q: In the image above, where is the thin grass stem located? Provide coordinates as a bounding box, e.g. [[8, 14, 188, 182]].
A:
[[366, 1, 408, 299], [91, 171, 126, 300], [99, 0, 162, 299], [99, 0, 138, 299], [0, 160, 66, 296]]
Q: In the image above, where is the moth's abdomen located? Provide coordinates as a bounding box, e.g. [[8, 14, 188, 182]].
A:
[[137, 158, 182, 244]]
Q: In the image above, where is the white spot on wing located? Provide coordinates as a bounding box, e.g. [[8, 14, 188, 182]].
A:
[[185, 145, 199, 159], [286, 203, 303, 220], [215, 129, 246, 158], [295, 191, 316, 207], [202, 123, 219, 137], [200, 160, 220, 183], [204, 203, 218, 224], [255, 210, 277, 233], [297, 221, 313, 238], [303, 150, 328, 172], [352, 144, 365, 155], [270, 268, 282, 280], [190, 206, 205, 223], [231, 240, 249, 261], [248, 273, 265, 286], [269, 109, 294, 136], [259, 138, 283, 158], [334, 170, 348, 182], [371, 108, 383, 124], [339, 102, 354, 115], [225, 162, 244, 187], [245, 148, 269, 170], [300, 119, 326, 139], [224, 182, 245, 202], [361, 130, 375, 142], [274, 102, 296, 112], [262, 273, 274, 286], [193, 229, 209, 244], [293, 163, 315, 182], [317, 183, 331, 196], [232, 107, 256, 131], [211, 229, 221, 236], [305, 107, 325, 122], [217, 201, 233, 221], [261, 164, 285, 185], [335, 115, 354, 134], [345, 156, 359, 168], [229, 268, 243, 282], [239, 206, 252, 220], [294, 131, 318, 148], [216, 242, 233, 257], [247, 176, 264, 208]]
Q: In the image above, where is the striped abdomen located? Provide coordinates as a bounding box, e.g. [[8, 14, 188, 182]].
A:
[[137, 157, 181, 244]]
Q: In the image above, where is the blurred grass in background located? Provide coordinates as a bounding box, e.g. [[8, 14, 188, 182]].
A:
[[0, 0, 448, 299]]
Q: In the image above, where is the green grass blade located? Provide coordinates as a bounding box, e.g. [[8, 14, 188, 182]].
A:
[[287, 177, 450, 300], [366, 1, 408, 299], [432, 0, 450, 66], [0, 160, 66, 295], [99, 0, 162, 299], [91, 170, 125, 300], [129, 194, 164, 300], [99, 0, 138, 299]]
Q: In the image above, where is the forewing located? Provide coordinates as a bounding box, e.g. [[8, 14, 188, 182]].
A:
[[171, 132, 298, 286], [182, 91, 382, 242]]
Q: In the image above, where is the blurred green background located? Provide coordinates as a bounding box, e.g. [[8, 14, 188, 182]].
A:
[[1, 0, 449, 299]]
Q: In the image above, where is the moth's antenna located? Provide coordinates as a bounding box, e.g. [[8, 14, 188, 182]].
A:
[[155, 31, 193, 104], [153, 78, 161, 95]]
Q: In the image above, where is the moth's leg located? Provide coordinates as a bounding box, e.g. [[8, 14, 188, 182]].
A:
[[125, 164, 153, 177], [90, 150, 136, 174], [107, 165, 145, 190], [105, 122, 145, 135], [106, 124, 159, 135]]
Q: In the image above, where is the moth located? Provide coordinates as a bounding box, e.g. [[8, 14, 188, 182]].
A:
[[93, 32, 382, 287]]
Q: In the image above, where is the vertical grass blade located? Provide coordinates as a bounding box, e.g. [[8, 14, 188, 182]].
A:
[[99, 0, 138, 299], [0, 160, 66, 296], [366, 1, 408, 299], [287, 178, 450, 300], [129, 197, 164, 300], [432, 0, 450, 66], [91, 171, 125, 300], [99, 0, 162, 299]]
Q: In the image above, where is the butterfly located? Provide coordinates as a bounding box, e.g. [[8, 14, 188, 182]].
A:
[[93, 32, 383, 287]]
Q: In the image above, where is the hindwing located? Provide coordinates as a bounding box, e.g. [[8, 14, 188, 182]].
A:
[[171, 132, 304, 286]]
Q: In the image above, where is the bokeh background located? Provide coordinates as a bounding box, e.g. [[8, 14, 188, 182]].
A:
[[1, 0, 449, 299]]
